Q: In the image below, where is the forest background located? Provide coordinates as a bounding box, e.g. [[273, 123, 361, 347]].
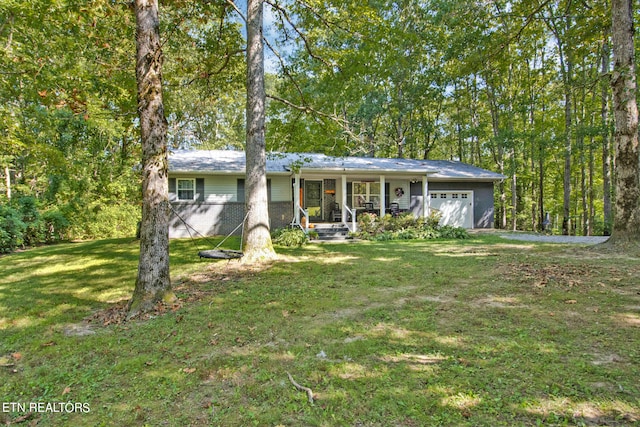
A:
[[0, 0, 634, 250]]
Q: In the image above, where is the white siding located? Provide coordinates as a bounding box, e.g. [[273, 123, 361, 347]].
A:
[[205, 176, 238, 202], [270, 176, 291, 202], [389, 181, 410, 210], [171, 174, 294, 202]]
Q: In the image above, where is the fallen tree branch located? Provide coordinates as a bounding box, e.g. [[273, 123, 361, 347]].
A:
[[286, 371, 314, 405]]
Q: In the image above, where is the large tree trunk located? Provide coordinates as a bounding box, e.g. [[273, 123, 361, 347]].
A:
[[610, 0, 640, 243], [128, 0, 174, 316], [243, 0, 276, 262]]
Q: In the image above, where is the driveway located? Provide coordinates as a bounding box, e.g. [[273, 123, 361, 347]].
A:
[[498, 233, 610, 245]]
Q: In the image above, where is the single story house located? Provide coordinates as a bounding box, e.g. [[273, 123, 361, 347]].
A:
[[168, 150, 505, 238]]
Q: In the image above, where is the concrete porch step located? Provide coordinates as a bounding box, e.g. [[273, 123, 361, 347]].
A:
[[310, 223, 351, 241]]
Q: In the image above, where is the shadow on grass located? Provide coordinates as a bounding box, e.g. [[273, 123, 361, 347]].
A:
[[1, 236, 638, 426], [0, 237, 232, 332]]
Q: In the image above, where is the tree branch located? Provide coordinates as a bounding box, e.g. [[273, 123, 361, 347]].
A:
[[286, 372, 314, 405], [224, 0, 246, 23], [267, 94, 363, 142], [264, 0, 333, 68]]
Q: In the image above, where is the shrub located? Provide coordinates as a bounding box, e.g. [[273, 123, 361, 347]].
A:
[[426, 211, 442, 228], [272, 227, 309, 247], [417, 227, 440, 240], [353, 210, 468, 241], [396, 212, 422, 230], [16, 196, 45, 246], [0, 198, 73, 252], [0, 205, 26, 253], [438, 225, 470, 239], [373, 231, 394, 241], [42, 210, 70, 243], [395, 228, 419, 240], [357, 212, 382, 237], [69, 201, 139, 239]]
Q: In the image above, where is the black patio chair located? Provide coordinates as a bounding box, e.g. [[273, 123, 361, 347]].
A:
[[389, 202, 400, 217]]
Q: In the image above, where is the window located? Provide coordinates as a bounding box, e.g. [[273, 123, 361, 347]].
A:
[[353, 182, 366, 208], [440, 193, 447, 199], [177, 178, 195, 201], [369, 182, 381, 207], [461, 193, 468, 199], [452, 193, 459, 199], [352, 182, 381, 208]]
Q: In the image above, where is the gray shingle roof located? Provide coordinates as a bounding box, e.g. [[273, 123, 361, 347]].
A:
[[169, 150, 505, 181]]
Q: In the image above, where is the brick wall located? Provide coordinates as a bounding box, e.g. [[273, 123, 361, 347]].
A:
[[170, 201, 293, 238]]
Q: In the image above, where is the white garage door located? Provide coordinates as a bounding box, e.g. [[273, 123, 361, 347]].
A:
[[429, 191, 474, 228]]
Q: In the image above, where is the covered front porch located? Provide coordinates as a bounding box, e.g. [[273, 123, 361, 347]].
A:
[[291, 172, 434, 233]]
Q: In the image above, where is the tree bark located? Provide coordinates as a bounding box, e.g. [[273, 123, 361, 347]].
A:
[[128, 0, 174, 316], [561, 55, 573, 236], [610, 0, 640, 243], [548, 14, 574, 235], [4, 166, 10, 200], [601, 36, 613, 236], [244, 0, 277, 262]]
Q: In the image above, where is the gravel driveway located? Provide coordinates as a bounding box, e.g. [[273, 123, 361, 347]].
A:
[[499, 233, 610, 245]]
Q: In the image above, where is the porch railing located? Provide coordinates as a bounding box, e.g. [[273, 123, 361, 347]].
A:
[[344, 205, 357, 233], [295, 204, 309, 233]]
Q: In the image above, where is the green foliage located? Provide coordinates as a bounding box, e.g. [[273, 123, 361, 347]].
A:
[[355, 211, 468, 241], [41, 210, 70, 243], [0, 0, 618, 251], [424, 210, 443, 228], [356, 212, 383, 236], [162, 2, 245, 149], [67, 201, 139, 240], [15, 197, 45, 246], [272, 227, 309, 247], [0, 205, 26, 253], [438, 225, 471, 239], [0, 0, 243, 245], [267, 0, 613, 236], [0, 197, 71, 252]]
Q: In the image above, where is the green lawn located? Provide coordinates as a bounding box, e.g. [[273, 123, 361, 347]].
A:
[[1, 235, 639, 426]]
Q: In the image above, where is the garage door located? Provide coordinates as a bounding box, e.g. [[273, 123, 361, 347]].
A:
[[429, 191, 473, 228]]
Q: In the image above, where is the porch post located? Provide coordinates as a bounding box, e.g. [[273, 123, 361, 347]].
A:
[[379, 175, 386, 217], [341, 174, 347, 223], [294, 173, 301, 225], [422, 174, 429, 218]]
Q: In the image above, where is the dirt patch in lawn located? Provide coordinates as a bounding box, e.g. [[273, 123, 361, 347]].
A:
[[496, 259, 640, 290]]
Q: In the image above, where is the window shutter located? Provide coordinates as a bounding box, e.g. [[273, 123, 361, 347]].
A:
[[237, 179, 245, 202], [346, 182, 352, 208], [267, 179, 272, 202], [169, 178, 176, 194], [385, 182, 390, 208], [196, 178, 205, 202]]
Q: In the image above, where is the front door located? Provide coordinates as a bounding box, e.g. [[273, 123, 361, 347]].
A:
[[304, 180, 323, 221]]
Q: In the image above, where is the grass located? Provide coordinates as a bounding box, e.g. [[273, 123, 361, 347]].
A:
[[0, 234, 639, 426]]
